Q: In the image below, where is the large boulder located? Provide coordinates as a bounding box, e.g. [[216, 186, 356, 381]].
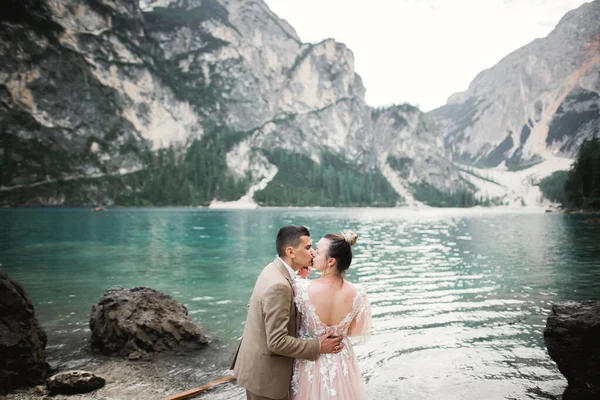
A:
[[90, 286, 208, 357], [46, 370, 105, 395], [544, 301, 600, 400], [0, 265, 51, 394]]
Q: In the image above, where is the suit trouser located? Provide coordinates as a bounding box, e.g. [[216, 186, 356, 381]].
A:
[[246, 390, 290, 400]]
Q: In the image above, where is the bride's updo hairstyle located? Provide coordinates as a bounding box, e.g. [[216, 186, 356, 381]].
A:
[[324, 231, 358, 274]]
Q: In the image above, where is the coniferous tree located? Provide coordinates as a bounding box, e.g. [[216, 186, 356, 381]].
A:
[[564, 138, 600, 209]]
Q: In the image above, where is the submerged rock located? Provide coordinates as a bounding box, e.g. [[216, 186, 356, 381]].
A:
[[0, 265, 51, 394], [46, 370, 105, 395], [90, 286, 208, 357], [544, 301, 600, 400]]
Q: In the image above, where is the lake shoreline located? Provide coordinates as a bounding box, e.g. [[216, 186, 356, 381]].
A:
[[0, 204, 578, 211], [1, 353, 237, 400], [561, 208, 600, 215], [1, 358, 189, 400]]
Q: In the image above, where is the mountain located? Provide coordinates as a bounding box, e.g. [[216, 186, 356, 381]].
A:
[[0, 0, 465, 207], [1, 0, 598, 207], [430, 0, 600, 170]]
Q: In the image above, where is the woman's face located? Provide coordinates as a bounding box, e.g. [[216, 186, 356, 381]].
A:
[[313, 238, 331, 272]]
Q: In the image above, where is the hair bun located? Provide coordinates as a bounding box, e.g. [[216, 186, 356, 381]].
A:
[[343, 231, 358, 246]]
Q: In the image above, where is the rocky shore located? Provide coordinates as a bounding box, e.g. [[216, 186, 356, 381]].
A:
[[1, 266, 231, 399], [0, 348, 242, 400], [1, 358, 188, 400]]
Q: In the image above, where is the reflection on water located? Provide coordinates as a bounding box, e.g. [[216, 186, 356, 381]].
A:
[[1, 208, 600, 399]]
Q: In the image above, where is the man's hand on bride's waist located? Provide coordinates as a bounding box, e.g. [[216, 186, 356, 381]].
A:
[[319, 330, 344, 354]]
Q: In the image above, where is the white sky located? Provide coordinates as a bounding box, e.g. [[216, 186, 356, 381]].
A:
[[264, 0, 590, 111]]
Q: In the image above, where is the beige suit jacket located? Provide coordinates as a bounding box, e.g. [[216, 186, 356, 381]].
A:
[[232, 258, 320, 399]]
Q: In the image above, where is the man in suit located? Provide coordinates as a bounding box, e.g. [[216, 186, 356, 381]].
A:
[[232, 226, 344, 400]]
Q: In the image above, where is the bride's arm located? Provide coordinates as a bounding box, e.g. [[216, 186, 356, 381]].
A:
[[348, 288, 372, 345]]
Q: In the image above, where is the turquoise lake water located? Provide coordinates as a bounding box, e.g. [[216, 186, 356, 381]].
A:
[[1, 207, 599, 399]]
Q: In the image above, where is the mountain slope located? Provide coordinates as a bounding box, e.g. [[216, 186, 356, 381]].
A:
[[1, 0, 465, 207], [430, 0, 600, 170]]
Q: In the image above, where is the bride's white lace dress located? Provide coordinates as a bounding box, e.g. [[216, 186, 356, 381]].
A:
[[291, 279, 372, 400]]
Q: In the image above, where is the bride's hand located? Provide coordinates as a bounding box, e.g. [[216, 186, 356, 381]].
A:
[[297, 266, 313, 279]]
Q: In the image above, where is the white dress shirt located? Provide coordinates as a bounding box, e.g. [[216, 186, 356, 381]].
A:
[[278, 257, 296, 281]]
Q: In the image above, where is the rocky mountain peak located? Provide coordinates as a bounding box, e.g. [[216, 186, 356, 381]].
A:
[[431, 0, 600, 170]]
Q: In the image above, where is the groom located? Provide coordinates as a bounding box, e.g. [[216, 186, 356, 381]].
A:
[[232, 226, 344, 400]]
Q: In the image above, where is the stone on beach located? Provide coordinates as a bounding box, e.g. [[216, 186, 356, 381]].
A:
[[0, 265, 51, 394], [544, 300, 600, 400], [46, 370, 106, 395], [89, 286, 209, 357]]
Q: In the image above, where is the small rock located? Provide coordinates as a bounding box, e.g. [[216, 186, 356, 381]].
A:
[[35, 385, 47, 395], [46, 370, 105, 395], [127, 350, 151, 361]]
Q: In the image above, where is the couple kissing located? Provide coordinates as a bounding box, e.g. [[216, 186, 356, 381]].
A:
[[232, 226, 371, 400]]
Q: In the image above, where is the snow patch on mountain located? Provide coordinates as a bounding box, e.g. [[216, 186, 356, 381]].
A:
[[457, 157, 573, 206]]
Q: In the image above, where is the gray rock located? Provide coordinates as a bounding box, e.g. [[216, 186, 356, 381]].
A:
[[0, 265, 50, 394], [544, 300, 600, 399], [46, 370, 105, 395], [127, 349, 152, 361], [90, 286, 208, 357]]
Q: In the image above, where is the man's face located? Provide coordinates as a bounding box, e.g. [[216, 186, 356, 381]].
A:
[[289, 235, 315, 270]]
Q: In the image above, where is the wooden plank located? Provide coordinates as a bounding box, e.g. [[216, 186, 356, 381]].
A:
[[162, 375, 236, 400]]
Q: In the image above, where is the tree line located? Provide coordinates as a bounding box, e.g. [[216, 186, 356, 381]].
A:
[[253, 150, 400, 207], [539, 137, 600, 210], [116, 123, 251, 207], [410, 181, 498, 207]]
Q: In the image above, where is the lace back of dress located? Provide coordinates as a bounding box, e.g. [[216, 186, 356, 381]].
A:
[[295, 280, 366, 339]]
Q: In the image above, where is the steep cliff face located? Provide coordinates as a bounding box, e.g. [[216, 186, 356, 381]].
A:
[[222, 38, 375, 184], [142, 0, 376, 181], [0, 0, 203, 193], [371, 104, 466, 205], [1, 0, 142, 188], [1, 0, 398, 206], [430, 0, 600, 170]]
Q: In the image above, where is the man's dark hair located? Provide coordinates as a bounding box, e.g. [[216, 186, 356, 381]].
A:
[[276, 226, 310, 257]]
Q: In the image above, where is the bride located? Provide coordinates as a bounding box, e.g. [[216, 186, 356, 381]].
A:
[[292, 231, 372, 400]]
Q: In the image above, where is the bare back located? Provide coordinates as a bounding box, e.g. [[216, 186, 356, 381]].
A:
[[308, 279, 357, 326]]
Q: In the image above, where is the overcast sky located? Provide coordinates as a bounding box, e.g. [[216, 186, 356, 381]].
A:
[[264, 0, 590, 111]]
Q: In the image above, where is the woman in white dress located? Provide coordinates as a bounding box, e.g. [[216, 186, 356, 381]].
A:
[[292, 231, 372, 400]]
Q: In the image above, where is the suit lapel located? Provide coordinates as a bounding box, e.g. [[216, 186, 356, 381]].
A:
[[273, 257, 293, 285], [273, 258, 298, 318]]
